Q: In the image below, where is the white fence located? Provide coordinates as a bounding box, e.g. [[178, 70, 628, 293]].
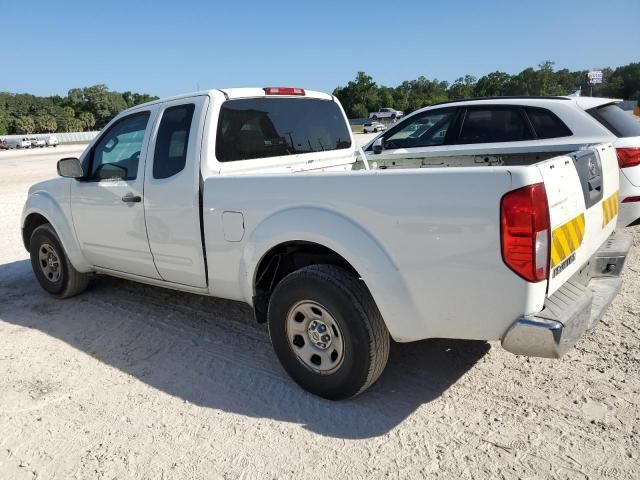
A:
[[1, 131, 99, 144]]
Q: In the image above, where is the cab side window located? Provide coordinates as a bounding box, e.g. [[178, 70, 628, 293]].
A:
[[88, 112, 150, 181], [153, 104, 195, 179]]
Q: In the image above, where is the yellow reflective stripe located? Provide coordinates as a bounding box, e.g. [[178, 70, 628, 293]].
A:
[[562, 224, 576, 252], [550, 244, 562, 267], [556, 229, 571, 258], [575, 214, 585, 238], [565, 221, 580, 250], [550, 213, 585, 268], [602, 191, 619, 227]]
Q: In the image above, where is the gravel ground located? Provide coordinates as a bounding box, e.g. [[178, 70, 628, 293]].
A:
[[0, 147, 638, 479]]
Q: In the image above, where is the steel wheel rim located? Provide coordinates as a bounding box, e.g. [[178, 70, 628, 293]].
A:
[[285, 300, 345, 375], [38, 243, 61, 283]]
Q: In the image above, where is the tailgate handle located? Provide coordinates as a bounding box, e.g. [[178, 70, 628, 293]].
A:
[[588, 175, 602, 193], [572, 151, 604, 209]]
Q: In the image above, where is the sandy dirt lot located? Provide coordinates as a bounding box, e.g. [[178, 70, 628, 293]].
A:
[[0, 145, 639, 479]]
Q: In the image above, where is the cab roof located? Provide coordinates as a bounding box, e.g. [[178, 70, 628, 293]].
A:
[[128, 87, 333, 111]]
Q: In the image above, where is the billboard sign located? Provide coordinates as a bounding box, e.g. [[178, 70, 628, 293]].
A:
[[588, 70, 603, 85]]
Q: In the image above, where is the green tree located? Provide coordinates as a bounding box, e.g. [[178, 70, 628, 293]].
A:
[[36, 114, 57, 133], [78, 111, 96, 131], [62, 118, 84, 133], [14, 116, 36, 134], [56, 106, 76, 132], [474, 71, 512, 97], [448, 75, 477, 99], [351, 103, 368, 118]]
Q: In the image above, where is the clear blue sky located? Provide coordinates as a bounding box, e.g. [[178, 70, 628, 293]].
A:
[[2, 0, 638, 97]]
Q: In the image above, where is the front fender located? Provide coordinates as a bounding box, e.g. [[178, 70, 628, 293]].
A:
[[22, 184, 91, 273], [241, 207, 420, 341]]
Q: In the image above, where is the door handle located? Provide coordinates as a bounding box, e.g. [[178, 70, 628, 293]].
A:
[[122, 193, 142, 203]]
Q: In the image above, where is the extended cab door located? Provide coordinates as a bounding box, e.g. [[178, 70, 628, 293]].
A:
[[71, 109, 161, 278], [142, 96, 209, 288]]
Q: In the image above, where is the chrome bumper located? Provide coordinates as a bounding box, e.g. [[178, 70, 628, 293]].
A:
[[502, 231, 632, 359]]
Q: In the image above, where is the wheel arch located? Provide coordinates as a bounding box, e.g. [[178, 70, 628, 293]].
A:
[[22, 191, 91, 273], [242, 207, 419, 339]]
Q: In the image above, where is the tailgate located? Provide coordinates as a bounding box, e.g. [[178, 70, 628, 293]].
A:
[[538, 144, 620, 295]]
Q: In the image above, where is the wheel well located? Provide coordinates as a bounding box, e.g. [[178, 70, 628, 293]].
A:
[[252, 241, 359, 323], [22, 213, 49, 251]]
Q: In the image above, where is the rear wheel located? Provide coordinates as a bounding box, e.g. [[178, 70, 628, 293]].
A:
[[29, 224, 90, 298], [268, 264, 390, 400]]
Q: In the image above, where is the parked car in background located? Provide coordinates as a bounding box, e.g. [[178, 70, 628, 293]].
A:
[[22, 87, 630, 400], [45, 135, 59, 147], [369, 107, 404, 120], [29, 137, 46, 148], [363, 121, 386, 133], [365, 96, 640, 226], [5, 137, 32, 149]]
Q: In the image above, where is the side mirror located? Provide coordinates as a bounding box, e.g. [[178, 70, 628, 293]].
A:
[[372, 137, 384, 154], [57, 157, 84, 178]]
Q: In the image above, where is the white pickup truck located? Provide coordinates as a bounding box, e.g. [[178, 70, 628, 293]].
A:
[[369, 107, 404, 120], [22, 87, 631, 400]]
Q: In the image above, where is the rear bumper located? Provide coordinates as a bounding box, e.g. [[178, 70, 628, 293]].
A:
[[502, 231, 632, 358]]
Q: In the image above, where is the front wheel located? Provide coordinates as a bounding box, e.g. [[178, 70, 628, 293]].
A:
[[29, 224, 90, 298], [268, 264, 390, 400]]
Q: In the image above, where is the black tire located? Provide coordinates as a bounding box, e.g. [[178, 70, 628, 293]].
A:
[[268, 264, 390, 400], [372, 115, 378, 120], [29, 224, 90, 298]]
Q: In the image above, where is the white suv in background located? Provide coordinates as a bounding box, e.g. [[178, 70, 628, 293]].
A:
[[365, 96, 640, 226]]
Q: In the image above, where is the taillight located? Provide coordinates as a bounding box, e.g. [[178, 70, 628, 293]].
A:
[[263, 87, 305, 96], [616, 148, 640, 168], [622, 196, 640, 203], [500, 183, 550, 283]]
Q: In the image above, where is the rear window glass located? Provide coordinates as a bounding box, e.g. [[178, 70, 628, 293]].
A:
[[459, 108, 532, 144], [216, 98, 351, 162], [588, 104, 640, 138], [525, 107, 572, 139]]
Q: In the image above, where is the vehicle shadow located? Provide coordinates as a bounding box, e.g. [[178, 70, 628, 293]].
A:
[[0, 259, 489, 439]]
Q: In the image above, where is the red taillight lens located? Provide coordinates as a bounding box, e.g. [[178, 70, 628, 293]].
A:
[[622, 196, 640, 203], [616, 148, 640, 168], [500, 183, 550, 283], [263, 87, 305, 96]]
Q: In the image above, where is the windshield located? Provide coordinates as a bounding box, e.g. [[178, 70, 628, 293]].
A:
[[588, 103, 640, 138], [216, 98, 351, 162]]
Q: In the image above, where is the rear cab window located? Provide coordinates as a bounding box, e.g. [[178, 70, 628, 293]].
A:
[[153, 104, 195, 179], [216, 98, 351, 162], [588, 103, 640, 138]]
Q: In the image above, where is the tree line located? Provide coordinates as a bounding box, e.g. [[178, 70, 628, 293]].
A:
[[333, 61, 640, 119], [2, 61, 638, 135], [0, 85, 158, 135]]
